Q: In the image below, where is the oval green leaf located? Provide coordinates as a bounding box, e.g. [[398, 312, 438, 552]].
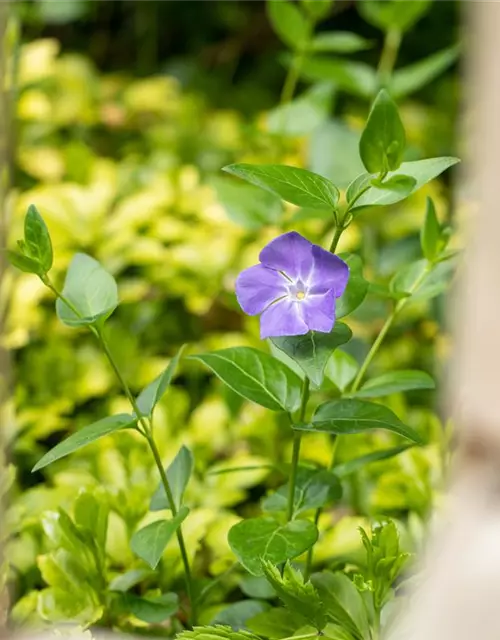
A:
[[295, 399, 425, 444], [352, 370, 435, 399], [333, 444, 414, 478], [336, 254, 369, 318], [267, 0, 311, 51], [131, 506, 190, 569], [56, 253, 119, 327], [150, 445, 194, 511], [32, 413, 136, 472], [324, 350, 359, 392], [123, 592, 179, 624], [228, 517, 318, 576], [311, 31, 373, 54], [222, 164, 340, 210], [190, 347, 302, 412], [270, 323, 352, 388], [24, 204, 53, 273]]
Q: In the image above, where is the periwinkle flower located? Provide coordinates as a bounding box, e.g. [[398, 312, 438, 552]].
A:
[[236, 231, 349, 339]]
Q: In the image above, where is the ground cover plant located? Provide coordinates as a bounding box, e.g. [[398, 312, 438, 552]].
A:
[[1, 1, 460, 639]]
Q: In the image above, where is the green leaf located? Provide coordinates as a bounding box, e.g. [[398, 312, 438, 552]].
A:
[[333, 445, 414, 478], [336, 254, 369, 318], [150, 445, 194, 511], [55, 253, 119, 327], [324, 350, 359, 392], [299, 56, 377, 99], [247, 608, 308, 639], [267, 83, 334, 137], [6, 250, 44, 275], [190, 347, 302, 412], [352, 370, 435, 399], [262, 468, 342, 515], [23, 204, 53, 273], [136, 345, 185, 417], [300, 0, 333, 21], [359, 89, 406, 174], [267, 0, 311, 50], [32, 414, 136, 472], [390, 258, 456, 301], [109, 568, 152, 592], [351, 157, 460, 211], [311, 572, 370, 640], [358, 0, 431, 33], [212, 601, 270, 630], [222, 164, 339, 210], [124, 592, 179, 624], [240, 576, 276, 600], [421, 197, 442, 261], [74, 491, 109, 551], [261, 561, 326, 630], [177, 625, 261, 640], [130, 507, 189, 569], [295, 399, 425, 444], [270, 323, 352, 388], [228, 517, 318, 575], [310, 31, 373, 54], [390, 45, 460, 99], [212, 176, 283, 230]]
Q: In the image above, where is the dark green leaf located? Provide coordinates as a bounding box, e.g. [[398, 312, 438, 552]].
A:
[[124, 592, 178, 624], [346, 173, 372, 205], [55, 253, 118, 327], [222, 164, 339, 210], [247, 608, 308, 639], [324, 350, 358, 392], [6, 250, 44, 275], [390, 45, 460, 99], [352, 370, 435, 399], [295, 399, 425, 444], [270, 323, 352, 388], [336, 254, 369, 318], [228, 517, 318, 575], [358, 0, 431, 32], [333, 445, 414, 478], [311, 572, 370, 640], [300, 56, 377, 99], [136, 345, 185, 417], [261, 561, 326, 630], [421, 197, 442, 261], [262, 468, 342, 515], [359, 89, 406, 174], [310, 31, 373, 54], [212, 176, 283, 230], [267, 0, 311, 50], [351, 157, 460, 211], [32, 414, 136, 472], [150, 445, 194, 511], [23, 204, 53, 273], [190, 347, 302, 412], [131, 507, 189, 569]]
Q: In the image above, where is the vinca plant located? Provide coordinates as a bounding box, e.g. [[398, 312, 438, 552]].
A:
[[2, 0, 461, 639]]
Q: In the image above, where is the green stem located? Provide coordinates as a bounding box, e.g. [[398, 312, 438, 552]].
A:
[[329, 223, 344, 253], [280, 49, 305, 107], [41, 276, 198, 627], [287, 378, 310, 522], [377, 28, 401, 86], [350, 263, 431, 394]]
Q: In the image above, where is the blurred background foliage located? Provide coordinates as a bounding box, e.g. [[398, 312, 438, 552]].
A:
[[1, 0, 461, 635]]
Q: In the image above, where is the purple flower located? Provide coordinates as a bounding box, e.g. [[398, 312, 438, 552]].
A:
[[236, 231, 349, 339]]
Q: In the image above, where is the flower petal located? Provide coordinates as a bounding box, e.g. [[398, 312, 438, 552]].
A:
[[259, 231, 314, 281], [235, 264, 288, 316], [302, 288, 336, 333], [309, 246, 349, 298], [259, 297, 309, 339]]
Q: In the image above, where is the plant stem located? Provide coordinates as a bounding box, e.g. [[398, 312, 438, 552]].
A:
[[350, 263, 431, 394], [329, 223, 345, 253], [377, 28, 401, 86], [287, 378, 310, 521], [280, 49, 305, 107], [41, 276, 197, 627]]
